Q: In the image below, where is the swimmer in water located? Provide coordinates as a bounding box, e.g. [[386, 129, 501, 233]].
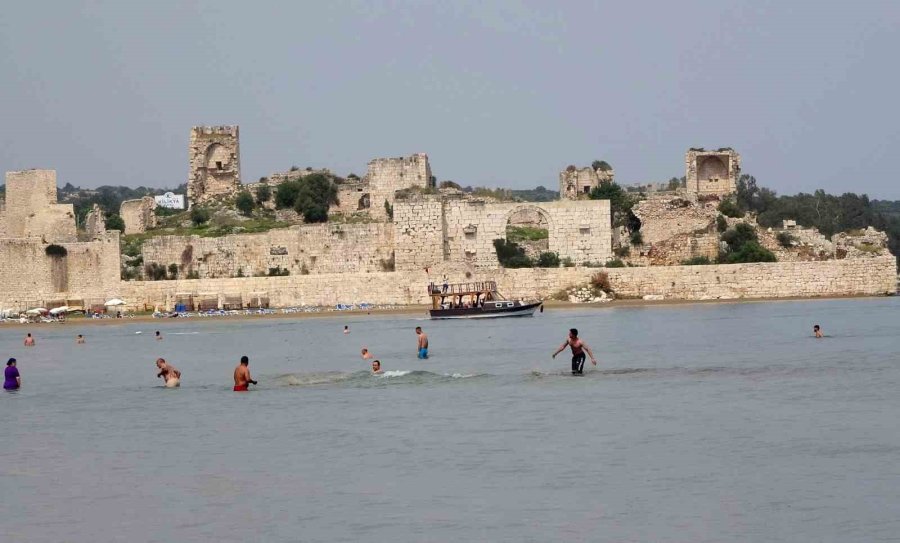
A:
[[155, 331, 162, 340], [343, 325, 350, 334], [24, 333, 35, 347], [76, 334, 85, 344], [552, 328, 598, 375], [813, 324, 823, 338], [415, 326, 429, 359], [372, 360, 382, 374], [156, 358, 181, 387], [4, 358, 21, 390], [361, 348, 374, 360], [233, 355, 257, 391]]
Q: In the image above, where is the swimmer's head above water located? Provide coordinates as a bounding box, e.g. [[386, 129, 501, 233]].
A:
[[372, 360, 381, 373]]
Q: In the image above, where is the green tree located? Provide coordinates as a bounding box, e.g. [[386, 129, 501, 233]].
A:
[[255, 183, 271, 204], [190, 207, 211, 226], [105, 214, 125, 232], [589, 182, 636, 227], [718, 199, 743, 218], [592, 160, 612, 171], [721, 223, 758, 252], [293, 173, 338, 223], [235, 191, 255, 216], [275, 180, 302, 209]]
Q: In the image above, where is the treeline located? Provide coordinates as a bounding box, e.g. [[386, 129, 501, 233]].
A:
[[732, 176, 900, 261], [59, 183, 185, 227]]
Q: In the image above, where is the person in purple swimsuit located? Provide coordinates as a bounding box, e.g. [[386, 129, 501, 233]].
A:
[[4, 358, 21, 390]]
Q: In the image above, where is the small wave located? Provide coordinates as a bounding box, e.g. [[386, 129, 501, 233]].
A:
[[275, 369, 489, 387]]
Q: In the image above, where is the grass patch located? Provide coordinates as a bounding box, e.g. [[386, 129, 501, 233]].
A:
[[506, 226, 549, 242]]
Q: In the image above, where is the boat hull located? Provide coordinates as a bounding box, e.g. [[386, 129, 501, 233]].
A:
[[430, 301, 541, 320]]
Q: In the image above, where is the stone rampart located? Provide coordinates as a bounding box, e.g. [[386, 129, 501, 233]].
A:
[[106, 256, 896, 311], [120, 196, 157, 234], [0, 233, 122, 310], [141, 223, 394, 278], [1, 170, 76, 242]]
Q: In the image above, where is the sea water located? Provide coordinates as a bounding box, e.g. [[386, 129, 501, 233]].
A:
[[1, 297, 899, 542]]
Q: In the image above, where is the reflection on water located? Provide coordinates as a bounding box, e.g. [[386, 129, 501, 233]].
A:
[[2, 297, 899, 542]]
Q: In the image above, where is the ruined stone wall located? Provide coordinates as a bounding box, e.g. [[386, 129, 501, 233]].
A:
[[559, 167, 614, 200], [120, 196, 157, 234], [1, 170, 76, 242], [0, 233, 121, 310], [633, 194, 718, 245], [83, 204, 106, 239], [109, 255, 896, 311], [645, 233, 721, 266], [333, 181, 370, 215], [141, 223, 394, 279], [440, 199, 612, 268], [187, 126, 240, 205], [367, 154, 433, 220], [685, 149, 740, 196], [393, 195, 444, 271]]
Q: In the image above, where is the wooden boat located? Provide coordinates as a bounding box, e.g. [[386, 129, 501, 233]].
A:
[[428, 280, 542, 319]]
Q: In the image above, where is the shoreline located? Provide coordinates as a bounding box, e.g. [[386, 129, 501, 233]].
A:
[[2, 293, 893, 327]]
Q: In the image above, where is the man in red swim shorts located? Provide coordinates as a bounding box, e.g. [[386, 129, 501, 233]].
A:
[[233, 355, 257, 391]]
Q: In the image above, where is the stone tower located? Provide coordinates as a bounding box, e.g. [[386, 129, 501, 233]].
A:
[[559, 163, 614, 200], [366, 153, 434, 219], [187, 126, 241, 205], [685, 148, 740, 197]]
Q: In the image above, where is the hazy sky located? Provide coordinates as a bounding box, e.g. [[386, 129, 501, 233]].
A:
[[1, 1, 898, 198]]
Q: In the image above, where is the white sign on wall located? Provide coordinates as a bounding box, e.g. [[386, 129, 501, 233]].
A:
[[154, 192, 185, 209]]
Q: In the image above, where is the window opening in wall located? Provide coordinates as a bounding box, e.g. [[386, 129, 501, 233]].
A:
[[216, 161, 223, 170], [583, 186, 590, 193]]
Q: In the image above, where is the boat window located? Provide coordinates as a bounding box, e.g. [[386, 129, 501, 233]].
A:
[[506, 302, 514, 308]]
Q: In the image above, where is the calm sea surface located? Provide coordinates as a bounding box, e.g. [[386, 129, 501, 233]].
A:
[[1, 297, 899, 542]]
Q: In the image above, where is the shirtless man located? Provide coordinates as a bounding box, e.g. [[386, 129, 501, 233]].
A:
[[24, 333, 35, 347], [415, 326, 429, 359], [76, 334, 85, 344], [361, 348, 374, 360], [813, 324, 823, 338], [155, 331, 162, 341], [156, 358, 181, 388], [371, 360, 382, 374], [343, 325, 350, 334], [233, 355, 257, 392], [552, 328, 598, 375]]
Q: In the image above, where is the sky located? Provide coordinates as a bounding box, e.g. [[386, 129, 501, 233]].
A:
[[1, 1, 899, 198]]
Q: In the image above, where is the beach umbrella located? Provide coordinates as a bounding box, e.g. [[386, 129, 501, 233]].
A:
[[105, 299, 126, 306], [26, 308, 48, 315], [49, 306, 70, 315]]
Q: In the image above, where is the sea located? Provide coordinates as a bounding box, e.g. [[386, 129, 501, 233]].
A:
[[1, 297, 899, 542]]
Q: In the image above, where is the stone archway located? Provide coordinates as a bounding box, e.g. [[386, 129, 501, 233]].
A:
[[697, 155, 728, 180], [505, 205, 553, 260]]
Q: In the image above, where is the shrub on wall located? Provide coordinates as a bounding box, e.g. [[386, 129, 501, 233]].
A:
[[716, 215, 728, 233], [493, 239, 534, 268], [106, 214, 125, 232], [718, 199, 743, 218], [719, 223, 777, 263], [776, 231, 795, 248], [630, 231, 643, 245], [536, 252, 560, 268], [605, 259, 626, 268], [255, 183, 271, 204], [682, 256, 712, 265]]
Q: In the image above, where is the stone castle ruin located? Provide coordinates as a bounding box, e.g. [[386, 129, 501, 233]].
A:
[[559, 162, 615, 200], [0, 169, 121, 311], [685, 148, 740, 196], [0, 139, 895, 313], [187, 126, 241, 205]]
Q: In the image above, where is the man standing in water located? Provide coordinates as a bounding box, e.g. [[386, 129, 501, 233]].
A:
[[156, 358, 182, 388], [233, 355, 257, 392], [24, 333, 35, 347], [415, 326, 429, 359], [813, 324, 823, 338], [552, 328, 598, 375]]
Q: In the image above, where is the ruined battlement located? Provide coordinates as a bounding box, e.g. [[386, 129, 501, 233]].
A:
[[0, 169, 76, 243], [685, 148, 741, 197], [559, 164, 614, 200], [187, 125, 241, 205], [366, 153, 434, 219]]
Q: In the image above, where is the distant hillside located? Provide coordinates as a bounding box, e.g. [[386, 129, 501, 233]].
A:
[[510, 186, 559, 202]]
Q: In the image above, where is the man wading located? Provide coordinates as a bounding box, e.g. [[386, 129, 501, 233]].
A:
[[552, 328, 598, 375]]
